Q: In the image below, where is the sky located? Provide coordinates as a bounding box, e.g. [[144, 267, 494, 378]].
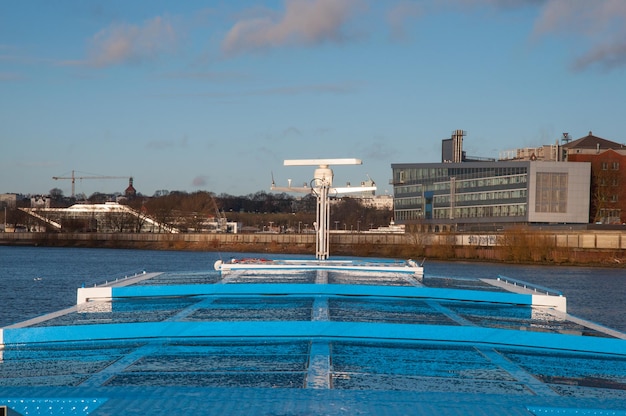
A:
[[1, 0, 626, 198]]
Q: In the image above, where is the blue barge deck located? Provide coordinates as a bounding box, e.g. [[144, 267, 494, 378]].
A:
[[1, 267, 625, 415]]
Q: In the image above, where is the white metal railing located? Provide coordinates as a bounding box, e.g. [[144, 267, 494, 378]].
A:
[[496, 275, 562, 296]]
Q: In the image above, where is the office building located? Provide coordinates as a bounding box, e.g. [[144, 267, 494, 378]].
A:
[[391, 132, 591, 232]]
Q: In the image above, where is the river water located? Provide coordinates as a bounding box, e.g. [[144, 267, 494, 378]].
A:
[[0, 246, 624, 332]]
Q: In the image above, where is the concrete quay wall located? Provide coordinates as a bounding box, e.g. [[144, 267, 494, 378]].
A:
[[1, 230, 625, 251]]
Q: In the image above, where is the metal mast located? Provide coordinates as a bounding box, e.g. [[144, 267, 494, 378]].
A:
[[271, 158, 376, 260]]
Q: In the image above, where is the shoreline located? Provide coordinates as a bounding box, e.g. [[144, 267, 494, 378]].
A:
[[1, 230, 625, 268]]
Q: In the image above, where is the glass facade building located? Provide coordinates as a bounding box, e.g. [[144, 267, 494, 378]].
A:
[[391, 161, 590, 232]]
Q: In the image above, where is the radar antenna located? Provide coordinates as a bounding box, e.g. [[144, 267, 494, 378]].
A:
[[271, 158, 376, 260]]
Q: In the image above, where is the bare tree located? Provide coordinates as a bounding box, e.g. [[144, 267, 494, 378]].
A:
[[591, 161, 623, 224]]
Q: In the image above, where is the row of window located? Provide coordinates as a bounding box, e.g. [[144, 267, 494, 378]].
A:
[[394, 174, 529, 197], [601, 162, 620, 170], [394, 167, 528, 184], [434, 188, 527, 205], [432, 204, 527, 219], [599, 209, 622, 221], [394, 197, 422, 209], [395, 203, 528, 221], [395, 188, 527, 210], [433, 174, 528, 192], [599, 178, 620, 186], [395, 209, 423, 221], [394, 184, 423, 196], [599, 195, 620, 202]]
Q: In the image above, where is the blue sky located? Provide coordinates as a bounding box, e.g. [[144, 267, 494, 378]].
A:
[[1, 0, 625, 198]]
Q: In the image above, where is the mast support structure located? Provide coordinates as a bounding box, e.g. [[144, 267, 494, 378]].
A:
[[271, 158, 376, 260]]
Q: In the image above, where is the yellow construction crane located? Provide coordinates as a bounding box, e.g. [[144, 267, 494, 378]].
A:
[[52, 170, 130, 198]]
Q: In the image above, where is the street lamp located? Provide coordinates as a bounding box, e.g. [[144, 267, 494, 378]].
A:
[[357, 220, 360, 232], [298, 221, 302, 233]]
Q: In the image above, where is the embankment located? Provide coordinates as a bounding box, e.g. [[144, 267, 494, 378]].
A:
[[1, 229, 625, 267]]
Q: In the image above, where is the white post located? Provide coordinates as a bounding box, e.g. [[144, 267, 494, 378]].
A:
[[315, 183, 330, 260]]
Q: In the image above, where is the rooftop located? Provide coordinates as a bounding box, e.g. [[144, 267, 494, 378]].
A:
[[563, 131, 626, 150]]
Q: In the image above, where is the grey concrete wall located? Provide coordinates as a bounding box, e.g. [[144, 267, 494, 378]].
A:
[[1, 230, 624, 250]]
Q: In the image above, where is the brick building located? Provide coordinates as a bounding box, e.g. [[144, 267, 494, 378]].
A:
[[564, 132, 626, 224]]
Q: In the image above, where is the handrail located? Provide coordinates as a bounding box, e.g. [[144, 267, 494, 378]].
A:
[[86, 270, 147, 288], [496, 275, 562, 296]]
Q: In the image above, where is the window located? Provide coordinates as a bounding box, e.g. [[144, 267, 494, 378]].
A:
[[535, 172, 568, 213], [602, 162, 608, 170], [612, 162, 620, 170]]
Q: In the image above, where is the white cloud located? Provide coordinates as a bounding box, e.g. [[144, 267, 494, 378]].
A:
[[386, 1, 423, 41], [438, 0, 626, 71], [531, 0, 626, 71], [573, 41, 626, 72], [192, 176, 208, 187], [221, 0, 366, 55], [88, 16, 178, 67]]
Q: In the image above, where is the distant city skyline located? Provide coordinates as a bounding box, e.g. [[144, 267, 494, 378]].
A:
[[2, 1, 625, 197]]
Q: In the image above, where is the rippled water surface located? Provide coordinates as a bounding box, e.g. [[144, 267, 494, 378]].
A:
[[0, 246, 624, 332]]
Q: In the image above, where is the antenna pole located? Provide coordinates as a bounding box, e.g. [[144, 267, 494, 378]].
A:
[[270, 158, 375, 261], [316, 180, 330, 260]]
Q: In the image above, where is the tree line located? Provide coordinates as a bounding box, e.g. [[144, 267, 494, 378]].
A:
[[3, 189, 392, 233], [125, 190, 392, 233]]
